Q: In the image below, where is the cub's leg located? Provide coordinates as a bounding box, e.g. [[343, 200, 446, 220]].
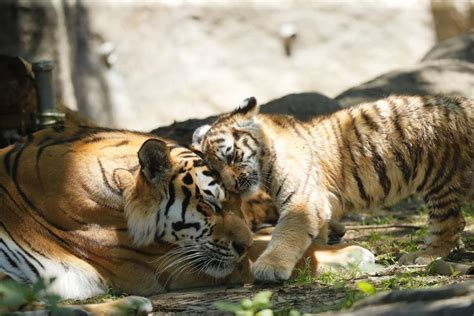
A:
[[251, 205, 322, 282], [248, 235, 374, 278], [400, 192, 466, 265]]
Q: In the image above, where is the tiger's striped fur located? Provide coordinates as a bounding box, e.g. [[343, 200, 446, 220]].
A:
[[0, 125, 253, 299], [198, 95, 473, 282]]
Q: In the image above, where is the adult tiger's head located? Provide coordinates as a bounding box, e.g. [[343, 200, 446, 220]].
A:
[[117, 137, 253, 278], [193, 97, 262, 198]]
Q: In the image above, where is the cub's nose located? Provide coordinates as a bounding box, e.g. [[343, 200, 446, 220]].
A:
[[231, 241, 249, 256]]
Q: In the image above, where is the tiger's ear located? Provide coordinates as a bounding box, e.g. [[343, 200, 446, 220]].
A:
[[232, 97, 259, 118], [138, 139, 172, 185], [191, 124, 211, 151]]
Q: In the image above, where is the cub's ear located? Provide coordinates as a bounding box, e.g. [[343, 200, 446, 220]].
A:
[[138, 139, 172, 184], [232, 97, 259, 118], [191, 124, 211, 151]]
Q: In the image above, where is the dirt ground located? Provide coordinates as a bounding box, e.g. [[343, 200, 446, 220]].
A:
[[147, 201, 474, 315]]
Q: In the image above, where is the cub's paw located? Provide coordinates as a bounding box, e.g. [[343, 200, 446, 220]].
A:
[[399, 251, 439, 265], [251, 254, 292, 283], [341, 245, 375, 267], [317, 245, 377, 273]]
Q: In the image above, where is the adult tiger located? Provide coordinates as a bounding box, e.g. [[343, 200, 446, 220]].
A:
[[195, 95, 473, 282], [0, 124, 375, 314], [0, 125, 253, 301]]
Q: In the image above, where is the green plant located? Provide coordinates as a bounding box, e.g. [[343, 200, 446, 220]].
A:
[[462, 203, 474, 219], [292, 258, 317, 285], [362, 215, 396, 226], [62, 288, 125, 305], [367, 231, 382, 243], [215, 291, 284, 316], [356, 281, 377, 296], [0, 277, 71, 315]]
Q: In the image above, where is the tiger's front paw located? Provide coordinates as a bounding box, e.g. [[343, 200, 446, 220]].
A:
[[112, 296, 153, 313], [399, 251, 440, 265], [251, 253, 292, 283]]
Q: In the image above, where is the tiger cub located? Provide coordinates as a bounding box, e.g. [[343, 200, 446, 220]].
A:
[[194, 95, 473, 282]]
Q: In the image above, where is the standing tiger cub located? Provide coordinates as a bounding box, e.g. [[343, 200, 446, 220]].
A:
[[195, 95, 473, 282]]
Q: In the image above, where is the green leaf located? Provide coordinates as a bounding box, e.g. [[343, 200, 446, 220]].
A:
[[30, 278, 47, 295], [0, 280, 28, 309], [235, 311, 254, 316], [252, 291, 272, 309], [240, 298, 254, 310], [288, 310, 301, 316], [357, 281, 376, 296], [214, 301, 242, 312], [255, 309, 274, 316]]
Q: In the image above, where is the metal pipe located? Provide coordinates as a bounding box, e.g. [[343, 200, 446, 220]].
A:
[[32, 60, 65, 129]]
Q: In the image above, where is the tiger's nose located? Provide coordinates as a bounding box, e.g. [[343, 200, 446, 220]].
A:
[[231, 241, 249, 256]]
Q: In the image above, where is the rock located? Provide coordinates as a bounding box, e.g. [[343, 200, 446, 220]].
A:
[[259, 93, 341, 121], [334, 281, 474, 316], [421, 32, 474, 63], [151, 92, 341, 145], [151, 115, 219, 145], [428, 259, 474, 276], [335, 59, 474, 108], [85, 1, 434, 130]]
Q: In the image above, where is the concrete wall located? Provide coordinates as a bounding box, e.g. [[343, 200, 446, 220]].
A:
[[5, 0, 473, 131], [85, 0, 436, 130]]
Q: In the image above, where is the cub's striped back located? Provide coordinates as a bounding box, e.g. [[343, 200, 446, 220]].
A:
[[198, 95, 473, 282]]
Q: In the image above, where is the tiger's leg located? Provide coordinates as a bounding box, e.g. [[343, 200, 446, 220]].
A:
[[399, 191, 466, 265], [78, 296, 153, 315], [250, 205, 322, 282], [15, 297, 153, 316]]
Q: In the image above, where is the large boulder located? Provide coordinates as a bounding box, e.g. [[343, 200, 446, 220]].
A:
[[335, 32, 474, 107], [336, 281, 474, 316], [151, 92, 341, 145], [258, 93, 341, 121], [421, 32, 474, 63], [335, 59, 474, 108]]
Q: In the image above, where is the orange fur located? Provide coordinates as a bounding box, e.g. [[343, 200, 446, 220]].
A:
[[0, 124, 378, 314], [199, 95, 473, 282], [0, 125, 253, 298]]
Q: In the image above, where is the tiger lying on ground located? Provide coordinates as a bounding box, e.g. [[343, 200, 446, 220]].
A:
[[0, 125, 373, 314], [194, 95, 473, 282]]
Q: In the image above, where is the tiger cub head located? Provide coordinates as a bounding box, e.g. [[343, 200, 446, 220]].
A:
[[115, 138, 252, 278], [193, 97, 262, 198]]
